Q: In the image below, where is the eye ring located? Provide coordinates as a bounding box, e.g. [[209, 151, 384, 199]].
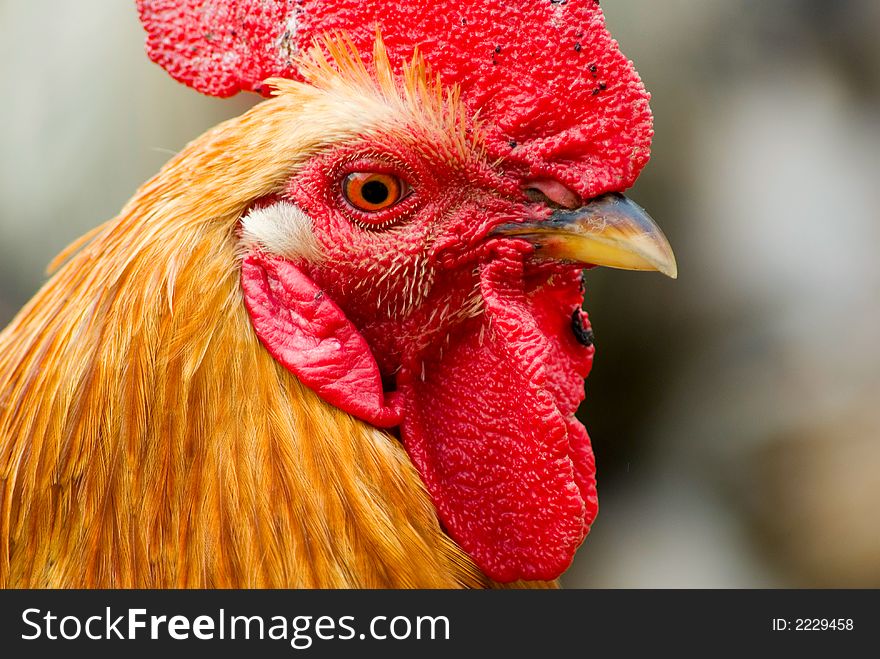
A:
[[342, 172, 408, 214]]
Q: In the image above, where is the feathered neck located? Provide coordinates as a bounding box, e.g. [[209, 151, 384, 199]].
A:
[[0, 95, 492, 588]]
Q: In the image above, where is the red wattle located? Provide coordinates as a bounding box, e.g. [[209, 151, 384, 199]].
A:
[[399, 257, 596, 582], [241, 252, 402, 427]]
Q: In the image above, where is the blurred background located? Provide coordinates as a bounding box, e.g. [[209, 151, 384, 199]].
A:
[[1, 1, 878, 587]]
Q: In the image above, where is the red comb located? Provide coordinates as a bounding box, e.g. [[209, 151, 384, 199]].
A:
[[138, 0, 652, 199], [137, 0, 297, 96]]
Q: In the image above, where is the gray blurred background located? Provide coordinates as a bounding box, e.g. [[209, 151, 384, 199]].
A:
[[1, 1, 878, 587]]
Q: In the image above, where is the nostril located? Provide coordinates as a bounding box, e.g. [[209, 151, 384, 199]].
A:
[[523, 178, 580, 209]]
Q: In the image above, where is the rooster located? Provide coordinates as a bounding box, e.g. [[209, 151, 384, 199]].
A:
[[0, 0, 675, 588]]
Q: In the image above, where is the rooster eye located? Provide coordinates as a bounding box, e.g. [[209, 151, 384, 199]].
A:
[[342, 172, 407, 213]]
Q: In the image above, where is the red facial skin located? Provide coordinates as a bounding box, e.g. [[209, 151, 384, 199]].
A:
[[242, 134, 597, 581]]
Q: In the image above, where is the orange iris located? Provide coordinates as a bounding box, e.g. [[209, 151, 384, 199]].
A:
[[342, 172, 404, 212]]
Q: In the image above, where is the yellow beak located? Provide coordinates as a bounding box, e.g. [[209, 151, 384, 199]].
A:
[[492, 193, 678, 279]]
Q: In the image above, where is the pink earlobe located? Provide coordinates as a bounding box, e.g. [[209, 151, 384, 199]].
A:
[[241, 253, 402, 428]]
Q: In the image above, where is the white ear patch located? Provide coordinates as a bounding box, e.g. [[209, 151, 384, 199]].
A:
[[239, 201, 323, 263]]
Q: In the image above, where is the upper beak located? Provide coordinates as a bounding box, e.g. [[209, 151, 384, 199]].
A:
[[491, 193, 678, 279]]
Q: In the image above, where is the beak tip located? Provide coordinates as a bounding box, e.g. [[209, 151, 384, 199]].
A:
[[660, 256, 678, 280]]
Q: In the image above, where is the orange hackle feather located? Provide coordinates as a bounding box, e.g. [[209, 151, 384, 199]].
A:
[[0, 40, 552, 588]]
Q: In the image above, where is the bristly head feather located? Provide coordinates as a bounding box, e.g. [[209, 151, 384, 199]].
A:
[[293, 33, 480, 165]]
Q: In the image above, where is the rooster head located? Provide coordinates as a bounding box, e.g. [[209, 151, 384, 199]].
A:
[[138, 0, 676, 583]]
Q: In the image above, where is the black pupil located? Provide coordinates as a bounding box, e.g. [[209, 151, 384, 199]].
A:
[[361, 179, 390, 205]]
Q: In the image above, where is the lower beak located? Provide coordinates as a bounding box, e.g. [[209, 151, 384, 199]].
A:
[[492, 193, 678, 279]]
